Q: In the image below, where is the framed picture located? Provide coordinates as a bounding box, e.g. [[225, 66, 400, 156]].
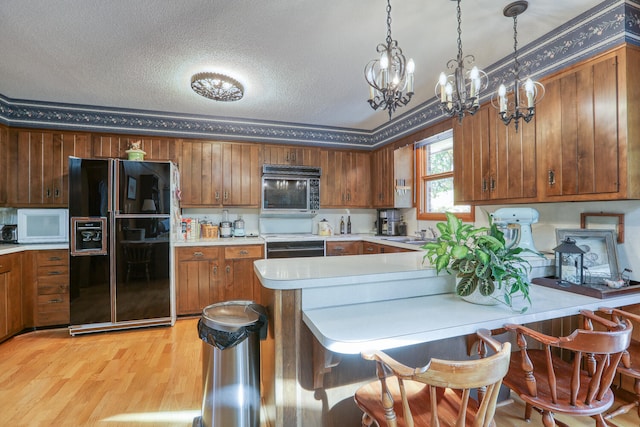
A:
[[555, 229, 619, 285], [127, 176, 137, 200]]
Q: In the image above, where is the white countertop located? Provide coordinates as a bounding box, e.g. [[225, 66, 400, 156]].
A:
[[303, 285, 640, 354], [0, 242, 69, 255], [252, 250, 636, 354]]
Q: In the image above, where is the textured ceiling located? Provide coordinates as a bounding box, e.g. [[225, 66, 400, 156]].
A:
[[0, 0, 605, 133]]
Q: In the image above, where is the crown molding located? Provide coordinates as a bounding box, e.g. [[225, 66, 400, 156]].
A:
[[1, 0, 637, 150]]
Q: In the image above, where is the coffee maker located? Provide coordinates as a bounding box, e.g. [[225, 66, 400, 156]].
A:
[[377, 209, 403, 236]]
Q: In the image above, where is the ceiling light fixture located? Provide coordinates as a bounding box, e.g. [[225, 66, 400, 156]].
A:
[[191, 72, 244, 102], [493, 1, 544, 131], [435, 0, 487, 122], [364, 0, 415, 120]]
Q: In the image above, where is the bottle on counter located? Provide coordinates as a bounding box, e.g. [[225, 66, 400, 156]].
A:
[[347, 216, 351, 234], [340, 216, 345, 234]]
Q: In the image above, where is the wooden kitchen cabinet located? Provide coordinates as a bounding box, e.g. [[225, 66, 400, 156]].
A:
[[92, 134, 177, 161], [326, 240, 362, 256], [371, 145, 394, 208], [262, 144, 320, 167], [453, 103, 536, 204], [0, 252, 23, 343], [0, 125, 8, 205], [175, 246, 222, 315], [222, 245, 264, 304], [320, 149, 371, 208], [34, 250, 69, 327], [535, 47, 639, 201], [8, 131, 90, 207], [179, 140, 261, 208]]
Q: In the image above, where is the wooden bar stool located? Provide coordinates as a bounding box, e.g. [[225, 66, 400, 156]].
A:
[[354, 329, 511, 427], [501, 309, 633, 427], [599, 307, 640, 423]]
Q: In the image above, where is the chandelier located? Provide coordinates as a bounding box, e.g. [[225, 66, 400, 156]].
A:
[[191, 72, 244, 102], [493, 1, 544, 131], [364, 0, 415, 120], [435, 0, 488, 122]]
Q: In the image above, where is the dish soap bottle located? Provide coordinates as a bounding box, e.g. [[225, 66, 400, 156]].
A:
[[347, 216, 352, 234], [340, 216, 345, 234]]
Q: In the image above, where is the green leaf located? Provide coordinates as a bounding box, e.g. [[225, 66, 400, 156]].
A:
[[478, 278, 495, 296], [451, 245, 469, 259], [435, 254, 450, 273], [456, 275, 477, 296]]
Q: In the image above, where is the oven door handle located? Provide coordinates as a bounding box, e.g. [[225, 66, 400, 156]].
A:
[[267, 247, 324, 253]]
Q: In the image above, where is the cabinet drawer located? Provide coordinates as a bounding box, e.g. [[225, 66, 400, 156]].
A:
[[36, 250, 68, 266], [38, 279, 69, 295], [37, 264, 69, 279], [176, 246, 221, 262], [224, 245, 263, 260], [0, 256, 13, 274], [37, 293, 69, 310], [326, 241, 362, 256]]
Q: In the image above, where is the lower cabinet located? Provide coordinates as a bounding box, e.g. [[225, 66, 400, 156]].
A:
[[34, 250, 70, 327], [175, 246, 222, 316], [222, 245, 264, 304], [326, 241, 363, 256], [175, 244, 264, 316], [362, 241, 414, 254], [0, 252, 23, 342]]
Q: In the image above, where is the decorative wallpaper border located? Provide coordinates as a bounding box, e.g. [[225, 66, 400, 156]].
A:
[[0, 0, 638, 149]]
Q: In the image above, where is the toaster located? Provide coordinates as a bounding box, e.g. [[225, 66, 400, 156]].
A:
[[0, 224, 18, 243]]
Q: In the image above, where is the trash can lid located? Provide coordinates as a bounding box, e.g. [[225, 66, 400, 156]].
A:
[[202, 300, 259, 331]]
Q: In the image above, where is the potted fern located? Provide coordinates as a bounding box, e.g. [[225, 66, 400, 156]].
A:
[[422, 212, 536, 312]]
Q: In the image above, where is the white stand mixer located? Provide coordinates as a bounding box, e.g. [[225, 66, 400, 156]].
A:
[[491, 208, 540, 254]]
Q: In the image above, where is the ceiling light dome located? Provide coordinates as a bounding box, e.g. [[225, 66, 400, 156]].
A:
[[191, 72, 244, 102]]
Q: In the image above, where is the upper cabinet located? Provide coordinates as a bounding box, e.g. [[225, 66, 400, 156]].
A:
[[536, 47, 639, 202], [454, 102, 537, 204], [179, 140, 261, 208], [320, 149, 370, 208], [371, 145, 394, 208], [454, 44, 640, 205], [262, 144, 320, 167], [7, 131, 91, 207], [0, 125, 8, 204], [92, 135, 177, 162]]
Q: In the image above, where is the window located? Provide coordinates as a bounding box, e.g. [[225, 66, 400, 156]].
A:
[[415, 129, 474, 221]]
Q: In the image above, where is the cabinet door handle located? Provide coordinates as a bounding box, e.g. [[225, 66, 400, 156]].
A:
[[46, 188, 52, 198], [334, 246, 344, 251], [49, 256, 62, 261], [223, 191, 229, 200], [213, 266, 218, 275], [193, 251, 204, 257], [490, 178, 496, 192], [215, 191, 220, 201], [239, 250, 249, 255], [226, 265, 231, 274], [365, 247, 374, 252], [482, 179, 488, 192], [48, 271, 63, 275], [55, 188, 60, 198], [548, 170, 556, 185], [48, 298, 63, 304]]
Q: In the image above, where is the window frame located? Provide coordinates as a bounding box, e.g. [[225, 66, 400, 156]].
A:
[[415, 129, 474, 222]]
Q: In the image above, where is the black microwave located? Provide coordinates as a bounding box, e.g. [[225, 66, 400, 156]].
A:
[[261, 165, 321, 215]]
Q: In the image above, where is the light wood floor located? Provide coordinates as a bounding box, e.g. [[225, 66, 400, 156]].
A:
[[0, 318, 638, 427]]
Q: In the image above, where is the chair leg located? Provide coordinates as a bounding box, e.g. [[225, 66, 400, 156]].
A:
[[524, 402, 533, 421], [361, 412, 374, 427], [541, 410, 556, 427]]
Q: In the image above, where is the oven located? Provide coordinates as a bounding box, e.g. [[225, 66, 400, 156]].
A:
[[265, 239, 325, 259]]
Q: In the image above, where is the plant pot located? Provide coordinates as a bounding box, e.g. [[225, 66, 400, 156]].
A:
[[457, 276, 506, 306]]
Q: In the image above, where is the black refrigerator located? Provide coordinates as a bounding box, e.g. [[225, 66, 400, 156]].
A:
[[68, 158, 179, 335]]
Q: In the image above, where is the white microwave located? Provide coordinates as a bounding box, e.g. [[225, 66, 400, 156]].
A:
[[17, 209, 69, 244]]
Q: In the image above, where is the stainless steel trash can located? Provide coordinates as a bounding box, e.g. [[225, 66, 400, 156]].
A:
[[193, 300, 268, 427]]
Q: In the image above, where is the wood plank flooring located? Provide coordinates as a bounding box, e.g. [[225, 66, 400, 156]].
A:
[[0, 318, 638, 426]]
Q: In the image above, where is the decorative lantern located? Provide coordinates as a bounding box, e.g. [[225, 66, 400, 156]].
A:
[[553, 237, 585, 285]]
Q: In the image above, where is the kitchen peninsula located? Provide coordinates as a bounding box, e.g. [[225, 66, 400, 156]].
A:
[[254, 252, 640, 427]]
